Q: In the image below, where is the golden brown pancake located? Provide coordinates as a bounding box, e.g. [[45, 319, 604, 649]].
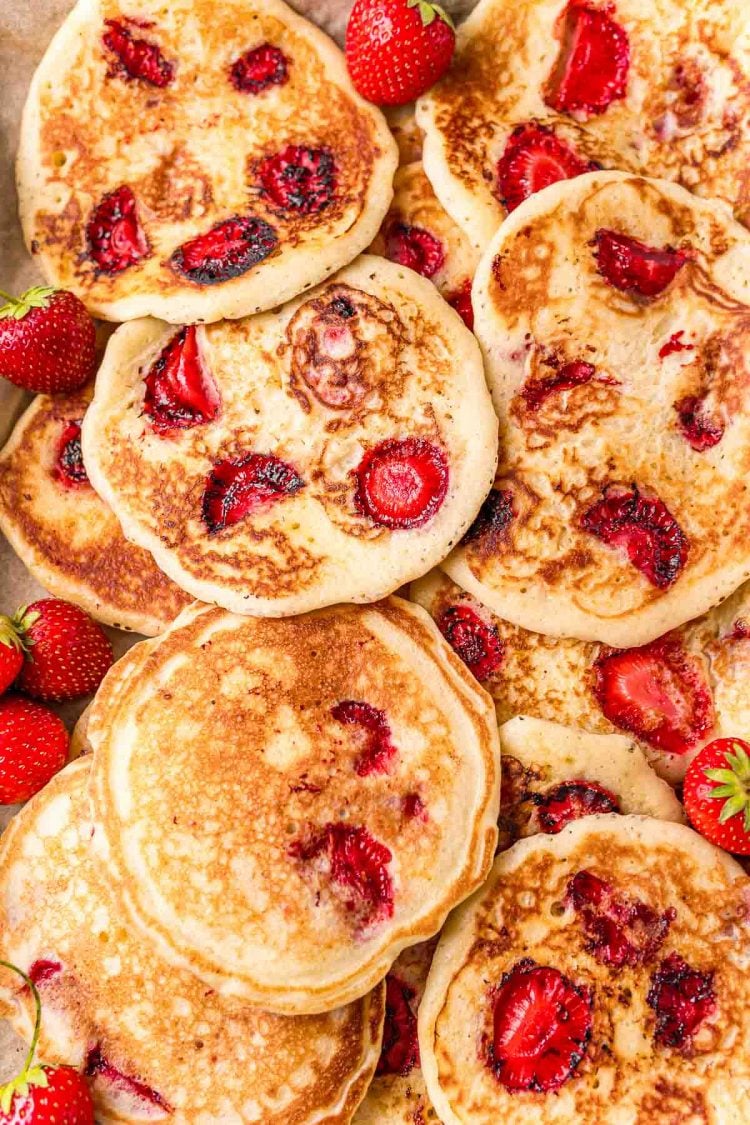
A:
[[384, 105, 423, 166]]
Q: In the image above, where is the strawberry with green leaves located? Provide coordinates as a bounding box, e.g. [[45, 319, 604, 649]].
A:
[[0, 286, 96, 394], [683, 738, 750, 855], [0, 618, 24, 696], [346, 0, 456, 106], [0, 600, 113, 703]]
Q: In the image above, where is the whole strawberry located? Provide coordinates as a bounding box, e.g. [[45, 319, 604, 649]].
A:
[[683, 737, 750, 855], [11, 600, 113, 703], [0, 696, 69, 804], [0, 286, 96, 394], [346, 0, 455, 107], [0, 617, 24, 695]]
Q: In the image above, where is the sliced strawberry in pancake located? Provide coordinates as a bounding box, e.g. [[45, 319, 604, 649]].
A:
[[446, 279, 474, 329], [331, 699, 397, 777], [675, 395, 724, 452], [521, 360, 596, 412], [579, 485, 687, 588], [377, 975, 420, 1077], [27, 959, 62, 987], [567, 870, 674, 967], [257, 145, 336, 214], [201, 453, 304, 533], [647, 953, 716, 1050], [593, 230, 688, 298], [496, 123, 596, 213], [230, 43, 288, 94], [384, 222, 445, 279], [143, 326, 220, 434], [436, 603, 504, 681], [85, 1046, 171, 1117], [103, 20, 174, 88], [169, 215, 278, 285], [544, 1, 630, 118], [54, 420, 89, 489], [354, 438, 448, 530], [290, 823, 394, 929], [86, 185, 149, 274], [532, 780, 620, 834]]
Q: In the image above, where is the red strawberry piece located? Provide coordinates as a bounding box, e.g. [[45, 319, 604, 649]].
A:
[[0, 697, 69, 803], [143, 326, 220, 434], [170, 215, 277, 285], [345, 0, 456, 107], [446, 279, 474, 329], [496, 123, 597, 213], [462, 489, 514, 550], [683, 738, 750, 856], [256, 145, 336, 214], [0, 617, 24, 696], [522, 360, 596, 412], [201, 453, 305, 534], [54, 420, 89, 489], [487, 958, 592, 1093], [544, 1, 630, 118], [659, 331, 693, 360], [377, 975, 420, 1077], [331, 700, 397, 776], [290, 823, 394, 928], [402, 792, 428, 820], [85, 1047, 171, 1115], [87, 186, 149, 275], [646, 953, 716, 1049], [532, 780, 620, 834], [567, 870, 674, 967], [436, 604, 504, 681], [579, 485, 687, 588], [593, 636, 714, 756], [0, 287, 96, 395], [674, 395, 724, 452], [729, 618, 750, 642], [230, 43, 289, 94], [593, 230, 688, 299], [354, 438, 448, 530], [102, 20, 174, 87], [384, 222, 445, 279], [27, 961, 62, 988], [13, 599, 113, 703]]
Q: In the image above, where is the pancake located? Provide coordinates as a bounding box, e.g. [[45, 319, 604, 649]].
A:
[[384, 106, 423, 166], [81, 255, 497, 617], [0, 760, 385, 1124], [0, 386, 191, 635], [417, 0, 750, 247], [17, 0, 397, 324], [446, 172, 750, 649], [369, 162, 481, 329], [412, 568, 750, 782], [419, 816, 750, 1123], [88, 597, 501, 1014]]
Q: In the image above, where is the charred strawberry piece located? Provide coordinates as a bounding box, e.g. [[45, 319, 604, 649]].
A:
[[567, 870, 674, 967], [522, 360, 596, 412], [87, 185, 149, 274], [579, 485, 687, 588], [462, 489, 514, 550], [143, 326, 220, 434], [290, 823, 394, 928], [54, 420, 89, 489], [674, 395, 724, 452], [532, 780, 620, 833], [659, 331, 693, 359], [446, 279, 474, 329], [85, 1046, 171, 1114], [377, 975, 420, 1077], [496, 123, 596, 213], [27, 959, 62, 986], [436, 604, 504, 681], [257, 145, 336, 214], [593, 230, 688, 299], [593, 636, 714, 755], [647, 953, 716, 1049], [170, 215, 277, 285], [202, 453, 304, 534], [544, 1, 630, 118], [103, 20, 175, 87], [354, 438, 448, 530], [487, 958, 592, 1093], [384, 222, 445, 279], [403, 792, 427, 821], [331, 699, 397, 776], [230, 43, 289, 94]]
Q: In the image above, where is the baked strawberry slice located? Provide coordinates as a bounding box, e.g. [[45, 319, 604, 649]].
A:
[[659, 331, 693, 360], [257, 145, 336, 214], [54, 420, 89, 489], [384, 222, 445, 279], [446, 279, 474, 329], [544, 1, 630, 118], [436, 604, 504, 681], [170, 215, 278, 285], [646, 953, 716, 1050], [567, 870, 674, 967], [102, 20, 174, 87], [532, 780, 620, 833], [674, 395, 724, 452], [290, 823, 394, 928], [331, 699, 397, 776], [496, 123, 596, 213], [202, 453, 304, 534], [143, 326, 220, 434], [579, 485, 687, 588], [87, 186, 149, 274], [488, 959, 592, 1093], [85, 1047, 171, 1117], [592, 636, 714, 755], [230, 43, 289, 94], [354, 438, 448, 530], [593, 230, 688, 298], [377, 975, 420, 1077], [27, 960, 62, 987], [522, 360, 596, 412]]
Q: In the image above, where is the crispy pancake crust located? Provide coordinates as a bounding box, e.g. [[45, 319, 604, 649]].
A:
[[18, 0, 397, 323]]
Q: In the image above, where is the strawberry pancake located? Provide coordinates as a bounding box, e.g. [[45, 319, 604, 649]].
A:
[[417, 0, 750, 246], [0, 386, 190, 635], [88, 598, 500, 1014], [82, 256, 497, 616], [0, 760, 385, 1124], [419, 816, 750, 1123], [17, 0, 397, 323], [448, 172, 750, 649]]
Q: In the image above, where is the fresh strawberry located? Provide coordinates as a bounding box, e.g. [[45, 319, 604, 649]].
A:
[[593, 230, 688, 299], [230, 43, 289, 94], [531, 780, 619, 834], [446, 280, 474, 329], [170, 215, 278, 284], [143, 326, 221, 434], [674, 395, 724, 452], [544, 0, 630, 118], [377, 975, 420, 1076], [331, 700, 397, 776], [579, 485, 687, 588], [521, 360, 596, 412], [646, 953, 716, 1050], [256, 146, 336, 214], [567, 870, 674, 967], [0, 288, 96, 394], [354, 438, 448, 529], [683, 738, 750, 855], [384, 222, 445, 278], [345, 0, 455, 107], [202, 453, 305, 533], [102, 19, 174, 87], [290, 823, 394, 928], [496, 123, 596, 213], [54, 420, 89, 489], [0, 617, 24, 695], [436, 603, 504, 681], [0, 697, 69, 803], [87, 186, 149, 275], [11, 600, 113, 703]]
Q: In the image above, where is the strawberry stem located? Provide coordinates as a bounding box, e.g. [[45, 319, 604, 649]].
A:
[[0, 960, 43, 1082], [0, 287, 55, 322]]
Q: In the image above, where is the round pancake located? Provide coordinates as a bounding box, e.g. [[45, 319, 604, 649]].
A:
[[447, 172, 750, 648], [412, 568, 750, 782], [0, 760, 385, 1124], [419, 816, 750, 1124], [17, 0, 397, 323], [0, 386, 190, 635], [82, 255, 497, 617], [88, 597, 501, 1014], [416, 0, 750, 247]]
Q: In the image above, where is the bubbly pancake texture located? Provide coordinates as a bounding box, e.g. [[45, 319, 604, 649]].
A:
[[0, 386, 190, 635], [88, 598, 501, 1014], [0, 761, 385, 1125], [17, 0, 397, 323], [82, 256, 497, 616], [447, 172, 750, 648], [417, 0, 750, 246], [419, 816, 750, 1124]]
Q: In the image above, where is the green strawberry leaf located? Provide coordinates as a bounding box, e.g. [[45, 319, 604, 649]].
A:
[[406, 0, 455, 30], [0, 287, 55, 321]]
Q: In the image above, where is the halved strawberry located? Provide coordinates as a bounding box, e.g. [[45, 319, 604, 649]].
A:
[[201, 453, 304, 534], [593, 230, 688, 299], [674, 395, 724, 452], [462, 489, 515, 550], [354, 438, 448, 530], [496, 123, 596, 213], [579, 485, 687, 588], [646, 953, 716, 1050], [567, 870, 674, 967], [290, 823, 394, 928], [384, 222, 445, 279], [230, 43, 289, 94], [683, 738, 750, 855], [256, 145, 336, 214], [86, 186, 149, 274], [592, 636, 714, 755], [377, 975, 419, 1077], [54, 420, 89, 489], [85, 1047, 171, 1116], [331, 699, 397, 776], [487, 959, 592, 1093], [169, 216, 277, 285], [446, 279, 474, 329], [143, 326, 220, 434], [102, 20, 174, 87], [436, 603, 504, 681], [544, 1, 630, 118], [521, 360, 596, 412], [532, 780, 619, 834]]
